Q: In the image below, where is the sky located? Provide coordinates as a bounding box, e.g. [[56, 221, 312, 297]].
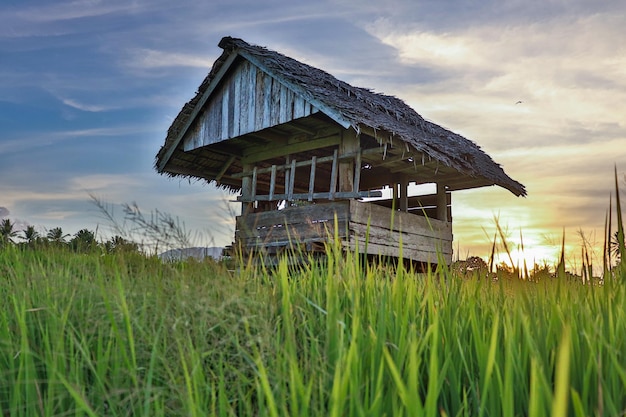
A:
[[1, 0, 625, 269]]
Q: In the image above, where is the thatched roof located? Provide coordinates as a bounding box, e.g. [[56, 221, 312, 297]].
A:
[[156, 36, 525, 197]]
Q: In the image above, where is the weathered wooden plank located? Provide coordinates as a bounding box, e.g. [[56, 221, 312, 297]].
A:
[[254, 69, 266, 132], [348, 222, 452, 254], [279, 85, 289, 124], [237, 63, 249, 137], [247, 63, 257, 133], [228, 77, 236, 138], [236, 219, 349, 245], [344, 240, 451, 264], [233, 66, 241, 137], [270, 77, 282, 126], [262, 73, 272, 129], [221, 84, 230, 141], [178, 58, 333, 154], [238, 201, 350, 229], [208, 90, 222, 146], [293, 95, 305, 119], [349, 200, 451, 240]]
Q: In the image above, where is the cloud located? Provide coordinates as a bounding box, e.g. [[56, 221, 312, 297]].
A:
[[365, 13, 626, 114], [0, 207, 9, 218], [0, 125, 160, 155], [125, 49, 215, 70], [61, 98, 115, 112], [14, 0, 143, 23]]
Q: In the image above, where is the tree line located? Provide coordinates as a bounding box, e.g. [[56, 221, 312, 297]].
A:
[[0, 218, 139, 254]]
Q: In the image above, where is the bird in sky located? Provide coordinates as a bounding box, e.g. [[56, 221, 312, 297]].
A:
[[515, 100, 523, 104]]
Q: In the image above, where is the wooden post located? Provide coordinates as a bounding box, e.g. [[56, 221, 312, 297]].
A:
[[339, 129, 359, 192], [436, 183, 448, 222], [353, 149, 361, 194], [308, 156, 316, 201], [241, 163, 253, 215], [329, 149, 338, 200], [400, 175, 409, 212], [269, 165, 277, 201], [392, 183, 398, 210], [284, 155, 291, 202]]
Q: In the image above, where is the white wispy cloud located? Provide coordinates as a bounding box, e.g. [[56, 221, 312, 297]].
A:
[[0, 125, 160, 154], [126, 48, 215, 69], [14, 0, 142, 23], [61, 98, 115, 112]]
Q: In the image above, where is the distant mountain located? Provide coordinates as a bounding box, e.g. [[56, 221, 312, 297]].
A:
[[159, 247, 223, 262]]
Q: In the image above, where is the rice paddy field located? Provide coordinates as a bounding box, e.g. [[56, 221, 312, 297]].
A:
[[1, 240, 625, 417]]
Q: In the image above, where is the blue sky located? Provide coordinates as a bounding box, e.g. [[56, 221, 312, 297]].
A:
[[1, 0, 625, 265]]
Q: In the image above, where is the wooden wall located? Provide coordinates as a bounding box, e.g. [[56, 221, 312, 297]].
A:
[[234, 200, 453, 265], [183, 60, 319, 151]]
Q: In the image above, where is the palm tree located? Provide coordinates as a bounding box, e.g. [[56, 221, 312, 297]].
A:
[[47, 227, 70, 244], [21, 225, 40, 245], [0, 219, 18, 246], [70, 229, 97, 252]]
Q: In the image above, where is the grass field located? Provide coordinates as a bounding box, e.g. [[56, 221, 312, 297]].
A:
[[1, 242, 625, 417]]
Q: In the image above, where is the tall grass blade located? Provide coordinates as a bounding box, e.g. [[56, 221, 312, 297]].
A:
[[551, 326, 571, 417], [615, 166, 625, 278]]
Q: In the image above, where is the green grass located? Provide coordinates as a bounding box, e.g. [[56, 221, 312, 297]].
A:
[[1, 244, 625, 416]]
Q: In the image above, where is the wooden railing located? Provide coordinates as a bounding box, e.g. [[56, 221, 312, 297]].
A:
[[235, 148, 382, 202]]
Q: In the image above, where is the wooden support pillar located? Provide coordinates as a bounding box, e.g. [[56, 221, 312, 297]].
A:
[[283, 154, 292, 205], [392, 183, 398, 210], [339, 129, 360, 192], [241, 163, 253, 215], [399, 175, 409, 212], [436, 183, 448, 222]]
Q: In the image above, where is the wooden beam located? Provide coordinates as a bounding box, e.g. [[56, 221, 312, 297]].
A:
[[242, 134, 340, 164], [245, 129, 289, 144], [289, 120, 317, 136], [329, 149, 338, 200], [288, 159, 296, 201], [241, 163, 253, 216], [237, 190, 382, 202], [308, 156, 316, 201], [269, 165, 277, 200], [251, 166, 258, 201], [215, 155, 236, 183], [436, 183, 448, 222], [353, 149, 361, 194], [339, 129, 359, 192], [400, 175, 409, 212]]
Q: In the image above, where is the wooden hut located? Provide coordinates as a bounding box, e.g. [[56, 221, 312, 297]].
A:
[[155, 37, 525, 266]]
